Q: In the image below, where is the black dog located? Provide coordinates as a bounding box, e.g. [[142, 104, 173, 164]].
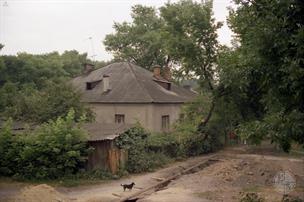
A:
[[121, 182, 135, 191]]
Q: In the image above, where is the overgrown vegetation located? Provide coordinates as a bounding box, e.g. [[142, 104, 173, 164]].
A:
[[115, 116, 222, 173], [0, 109, 90, 180], [0, 49, 110, 123], [222, 0, 304, 151], [0, 0, 303, 183], [105, 0, 304, 152], [0, 81, 94, 123], [115, 125, 172, 173]]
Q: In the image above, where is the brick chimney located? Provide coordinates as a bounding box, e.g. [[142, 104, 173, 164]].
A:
[[103, 74, 110, 92], [163, 66, 172, 81], [83, 63, 94, 74], [153, 65, 161, 77]]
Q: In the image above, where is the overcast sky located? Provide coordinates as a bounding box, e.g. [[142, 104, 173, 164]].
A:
[[0, 0, 234, 61]]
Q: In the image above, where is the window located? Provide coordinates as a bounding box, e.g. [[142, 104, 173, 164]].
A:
[[153, 79, 171, 90], [86, 82, 93, 90], [86, 80, 101, 90], [161, 115, 170, 131], [115, 114, 125, 124]]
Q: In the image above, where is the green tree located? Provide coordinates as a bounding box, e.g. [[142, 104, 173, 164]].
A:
[[226, 0, 304, 151], [104, 5, 167, 69], [0, 51, 88, 87], [105, 1, 222, 135], [0, 51, 96, 123], [0, 109, 90, 179], [160, 0, 222, 128], [0, 81, 93, 123]]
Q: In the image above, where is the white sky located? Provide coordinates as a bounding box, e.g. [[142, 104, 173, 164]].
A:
[[0, 0, 234, 61]]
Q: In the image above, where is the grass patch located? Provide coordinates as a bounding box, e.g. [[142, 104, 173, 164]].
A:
[[0, 169, 127, 187]]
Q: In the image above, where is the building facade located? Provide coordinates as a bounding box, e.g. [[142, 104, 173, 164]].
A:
[[72, 62, 196, 132]]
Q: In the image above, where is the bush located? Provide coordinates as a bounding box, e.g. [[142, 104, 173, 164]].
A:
[[147, 133, 183, 158], [0, 109, 91, 180], [183, 134, 212, 156], [125, 150, 172, 173], [169, 114, 222, 157], [115, 125, 172, 173], [0, 119, 23, 176], [114, 106, 223, 174]]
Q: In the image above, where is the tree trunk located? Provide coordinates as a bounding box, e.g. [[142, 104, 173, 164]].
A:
[[197, 99, 215, 140]]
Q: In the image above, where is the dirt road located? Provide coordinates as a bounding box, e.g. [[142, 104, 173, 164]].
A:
[[1, 146, 303, 202], [61, 154, 216, 202], [139, 151, 304, 202]]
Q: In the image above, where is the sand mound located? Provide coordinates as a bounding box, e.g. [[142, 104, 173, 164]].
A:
[[14, 184, 70, 202]]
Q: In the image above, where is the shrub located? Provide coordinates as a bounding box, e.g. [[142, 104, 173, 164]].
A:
[[125, 150, 172, 173], [148, 152, 173, 169], [169, 115, 222, 157], [0, 109, 91, 180], [0, 119, 23, 176], [115, 125, 172, 173], [114, 119, 222, 173], [183, 133, 217, 156], [147, 133, 183, 158]]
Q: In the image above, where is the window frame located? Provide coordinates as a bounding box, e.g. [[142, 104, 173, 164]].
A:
[[86, 80, 101, 90], [115, 114, 125, 124], [161, 115, 170, 131]]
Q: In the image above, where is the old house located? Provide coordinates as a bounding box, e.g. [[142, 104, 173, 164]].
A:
[[72, 62, 196, 133]]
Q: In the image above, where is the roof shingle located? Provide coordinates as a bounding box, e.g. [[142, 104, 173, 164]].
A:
[[83, 123, 133, 141], [71, 62, 197, 103]]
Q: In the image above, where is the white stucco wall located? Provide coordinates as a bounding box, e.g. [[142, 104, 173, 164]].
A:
[[88, 103, 183, 132], [151, 103, 182, 132]]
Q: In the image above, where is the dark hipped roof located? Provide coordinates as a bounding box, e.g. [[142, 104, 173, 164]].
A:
[[83, 123, 133, 141], [71, 62, 197, 103]]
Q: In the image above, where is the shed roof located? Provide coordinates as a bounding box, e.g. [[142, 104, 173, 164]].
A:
[[83, 123, 133, 142], [0, 119, 35, 131], [71, 62, 197, 103]]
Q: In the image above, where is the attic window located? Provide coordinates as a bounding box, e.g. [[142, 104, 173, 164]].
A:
[[153, 79, 171, 90], [86, 80, 101, 90], [167, 83, 171, 90]]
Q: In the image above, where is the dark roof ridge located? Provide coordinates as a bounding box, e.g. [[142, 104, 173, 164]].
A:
[[126, 62, 154, 102]]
